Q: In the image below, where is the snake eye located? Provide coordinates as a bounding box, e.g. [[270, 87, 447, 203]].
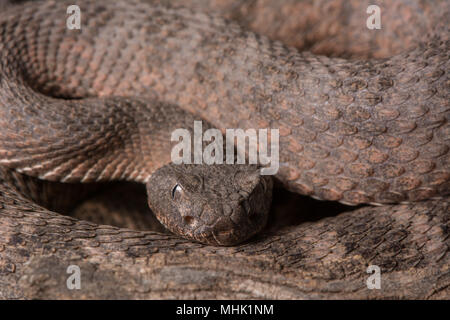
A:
[[171, 184, 182, 200]]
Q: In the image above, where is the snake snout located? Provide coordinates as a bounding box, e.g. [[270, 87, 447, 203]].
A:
[[203, 199, 267, 246], [211, 217, 240, 246]]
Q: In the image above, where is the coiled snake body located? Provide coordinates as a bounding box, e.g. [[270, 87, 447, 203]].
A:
[[0, 0, 449, 299]]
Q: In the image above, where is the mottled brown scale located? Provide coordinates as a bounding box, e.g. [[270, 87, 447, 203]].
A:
[[0, 0, 449, 299]]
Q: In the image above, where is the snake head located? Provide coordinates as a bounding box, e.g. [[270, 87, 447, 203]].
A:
[[146, 164, 272, 246]]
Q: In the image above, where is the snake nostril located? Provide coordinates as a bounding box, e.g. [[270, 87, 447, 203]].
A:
[[184, 216, 195, 225]]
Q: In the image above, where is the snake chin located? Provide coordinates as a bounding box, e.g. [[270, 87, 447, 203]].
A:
[[146, 163, 273, 246]]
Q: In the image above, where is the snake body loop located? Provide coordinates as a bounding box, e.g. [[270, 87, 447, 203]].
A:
[[0, 0, 448, 299]]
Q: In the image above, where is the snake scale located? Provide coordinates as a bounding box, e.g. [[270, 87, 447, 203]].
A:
[[0, 0, 449, 299]]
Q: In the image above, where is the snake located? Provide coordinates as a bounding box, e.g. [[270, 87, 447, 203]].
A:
[[0, 0, 448, 299]]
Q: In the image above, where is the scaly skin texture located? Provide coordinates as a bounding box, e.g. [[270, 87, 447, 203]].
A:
[[0, 174, 448, 299], [154, 0, 449, 59], [0, 0, 448, 298], [1, 0, 448, 204]]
